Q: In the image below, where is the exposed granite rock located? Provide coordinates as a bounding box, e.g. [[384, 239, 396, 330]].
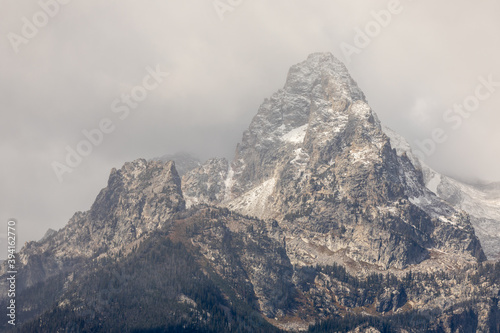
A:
[[181, 207, 294, 317], [385, 125, 500, 260], [219, 52, 484, 269], [0, 159, 185, 293], [182, 158, 229, 207]]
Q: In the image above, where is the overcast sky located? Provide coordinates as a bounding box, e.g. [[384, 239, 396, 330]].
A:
[[1, 0, 499, 247]]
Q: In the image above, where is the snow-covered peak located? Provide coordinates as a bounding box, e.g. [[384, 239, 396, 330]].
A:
[[178, 53, 487, 268], [284, 52, 366, 102]]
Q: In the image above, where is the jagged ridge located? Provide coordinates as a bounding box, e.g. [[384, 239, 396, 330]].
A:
[[1, 52, 498, 332]]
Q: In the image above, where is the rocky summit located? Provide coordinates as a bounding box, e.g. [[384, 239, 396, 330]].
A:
[[186, 53, 485, 270], [1, 53, 499, 333]]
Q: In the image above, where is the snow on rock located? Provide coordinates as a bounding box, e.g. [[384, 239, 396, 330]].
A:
[[427, 173, 442, 194], [224, 166, 235, 202], [383, 126, 421, 168], [439, 216, 457, 226], [290, 148, 310, 180], [226, 178, 277, 219], [383, 124, 500, 259], [290, 148, 310, 166], [179, 52, 487, 267], [281, 124, 308, 144], [349, 101, 372, 118], [349, 146, 379, 165], [332, 113, 349, 133]]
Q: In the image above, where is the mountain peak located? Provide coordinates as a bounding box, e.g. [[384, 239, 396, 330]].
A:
[[225, 53, 376, 202], [151, 152, 201, 176], [216, 53, 484, 268], [284, 52, 366, 102]]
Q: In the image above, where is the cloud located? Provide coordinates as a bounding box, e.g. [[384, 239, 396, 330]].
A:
[[1, 0, 499, 246]]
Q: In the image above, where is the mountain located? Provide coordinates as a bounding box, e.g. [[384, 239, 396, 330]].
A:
[[0, 159, 185, 294], [182, 157, 229, 207], [38, 228, 57, 243], [1, 53, 499, 332], [383, 126, 500, 260], [424, 176, 500, 260], [186, 53, 484, 270], [151, 152, 201, 176]]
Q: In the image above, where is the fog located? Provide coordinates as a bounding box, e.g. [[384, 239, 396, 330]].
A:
[[1, 0, 499, 247]]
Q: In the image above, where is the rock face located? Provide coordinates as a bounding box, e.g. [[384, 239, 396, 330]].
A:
[[1, 53, 498, 332], [427, 176, 500, 260], [384, 126, 500, 260], [182, 158, 229, 207], [190, 53, 484, 269], [61, 158, 185, 258], [0, 159, 185, 293]]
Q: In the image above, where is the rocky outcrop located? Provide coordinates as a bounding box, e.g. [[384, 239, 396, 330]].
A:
[[384, 126, 500, 260], [182, 158, 229, 207], [219, 53, 485, 269], [181, 207, 294, 317], [0, 159, 185, 293]]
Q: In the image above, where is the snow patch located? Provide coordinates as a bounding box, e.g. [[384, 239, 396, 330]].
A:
[[282, 125, 308, 144], [290, 148, 310, 179], [331, 114, 349, 133], [184, 196, 199, 209], [439, 216, 456, 225], [223, 167, 235, 202], [426, 173, 441, 194], [350, 147, 379, 165], [227, 178, 277, 219], [378, 206, 399, 215], [409, 196, 432, 206], [350, 101, 371, 117], [291, 148, 309, 166]]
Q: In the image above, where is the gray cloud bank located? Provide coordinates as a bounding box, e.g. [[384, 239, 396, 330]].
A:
[[1, 0, 499, 246]]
